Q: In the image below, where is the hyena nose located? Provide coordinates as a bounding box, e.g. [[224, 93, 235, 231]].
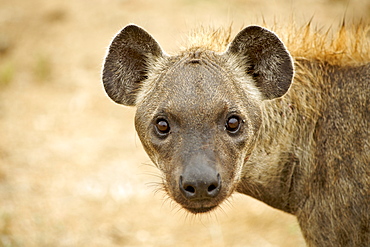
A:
[[179, 168, 221, 200]]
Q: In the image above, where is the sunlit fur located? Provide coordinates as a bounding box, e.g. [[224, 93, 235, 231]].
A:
[[180, 21, 370, 66]]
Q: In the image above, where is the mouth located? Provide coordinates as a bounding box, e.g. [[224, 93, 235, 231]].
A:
[[183, 205, 218, 214]]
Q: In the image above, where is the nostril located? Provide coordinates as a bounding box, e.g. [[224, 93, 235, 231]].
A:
[[180, 176, 196, 197], [185, 185, 195, 194], [207, 173, 221, 197], [208, 184, 217, 192]]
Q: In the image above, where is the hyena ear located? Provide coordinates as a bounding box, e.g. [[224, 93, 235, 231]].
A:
[[102, 25, 163, 105], [226, 26, 294, 100]]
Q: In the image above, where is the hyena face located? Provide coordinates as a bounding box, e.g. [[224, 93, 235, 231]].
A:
[[102, 25, 293, 213], [135, 51, 263, 213]]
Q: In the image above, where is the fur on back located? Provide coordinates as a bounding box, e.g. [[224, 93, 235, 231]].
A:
[[181, 21, 370, 66]]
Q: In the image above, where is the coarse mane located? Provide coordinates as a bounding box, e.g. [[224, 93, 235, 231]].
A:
[[181, 21, 370, 66], [180, 25, 233, 53]]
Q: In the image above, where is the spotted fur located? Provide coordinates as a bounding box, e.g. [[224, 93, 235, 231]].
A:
[[102, 22, 370, 247]]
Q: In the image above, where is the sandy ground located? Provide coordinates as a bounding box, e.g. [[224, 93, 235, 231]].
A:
[[0, 0, 369, 246]]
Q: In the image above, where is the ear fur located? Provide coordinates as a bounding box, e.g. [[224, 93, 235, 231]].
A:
[[102, 25, 163, 105], [226, 26, 294, 100]]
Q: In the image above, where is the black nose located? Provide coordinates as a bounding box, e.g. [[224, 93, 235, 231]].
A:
[[179, 166, 221, 200]]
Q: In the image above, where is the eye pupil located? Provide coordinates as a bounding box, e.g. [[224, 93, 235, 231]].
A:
[[226, 116, 240, 132], [156, 119, 170, 134]]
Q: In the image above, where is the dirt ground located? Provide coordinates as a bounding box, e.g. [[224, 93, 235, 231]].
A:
[[0, 0, 369, 246]]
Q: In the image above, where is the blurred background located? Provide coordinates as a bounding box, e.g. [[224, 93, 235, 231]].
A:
[[0, 0, 369, 246]]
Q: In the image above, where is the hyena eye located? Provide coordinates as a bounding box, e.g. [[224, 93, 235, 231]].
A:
[[155, 119, 170, 135], [225, 116, 242, 133]]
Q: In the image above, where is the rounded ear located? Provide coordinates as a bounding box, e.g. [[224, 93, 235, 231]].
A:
[[226, 26, 294, 100], [102, 25, 163, 105]]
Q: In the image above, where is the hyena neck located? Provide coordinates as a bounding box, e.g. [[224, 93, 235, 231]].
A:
[[237, 59, 322, 214]]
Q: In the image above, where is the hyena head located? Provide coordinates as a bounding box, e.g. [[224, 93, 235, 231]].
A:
[[102, 25, 293, 213]]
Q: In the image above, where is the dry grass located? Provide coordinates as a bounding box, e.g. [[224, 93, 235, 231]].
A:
[[0, 0, 369, 246]]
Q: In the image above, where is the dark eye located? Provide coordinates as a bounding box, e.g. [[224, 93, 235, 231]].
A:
[[225, 116, 241, 133], [155, 119, 170, 135]]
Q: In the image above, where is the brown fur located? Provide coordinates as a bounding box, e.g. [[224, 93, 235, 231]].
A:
[[183, 22, 370, 66], [102, 22, 370, 246], [245, 23, 369, 246]]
